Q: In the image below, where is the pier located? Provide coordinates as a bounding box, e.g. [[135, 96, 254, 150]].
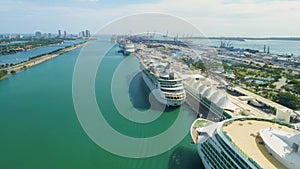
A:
[[134, 47, 225, 122], [132, 38, 298, 124]]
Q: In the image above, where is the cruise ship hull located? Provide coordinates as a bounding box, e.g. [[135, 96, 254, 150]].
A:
[[118, 46, 133, 56], [141, 72, 184, 106], [118, 41, 134, 56], [197, 146, 212, 169]]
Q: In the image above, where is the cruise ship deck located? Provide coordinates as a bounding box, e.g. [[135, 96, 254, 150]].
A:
[[223, 119, 295, 169], [192, 116, 299, 169]]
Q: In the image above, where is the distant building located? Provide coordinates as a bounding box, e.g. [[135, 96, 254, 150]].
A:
[[35, 31, 42, 38], [58, 30, 62, 38], [64, 30, 67, 38], [48, 33, 52, 38], [85, 30, 91, 37], [82, 31, 85, 37], [16, 34, 23, 39]]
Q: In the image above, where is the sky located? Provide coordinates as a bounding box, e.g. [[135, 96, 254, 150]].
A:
[[1, 0, 300, 37]]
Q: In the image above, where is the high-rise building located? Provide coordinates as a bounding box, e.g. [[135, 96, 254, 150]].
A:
[[64, 30, 67, 38], [58, 30, 62, 38], [85, 30, 91, 37], [82, 31, 85, 37], [35, 31, 42, 38], [43, 33, 48, 38], [16, 34, 23, 39]]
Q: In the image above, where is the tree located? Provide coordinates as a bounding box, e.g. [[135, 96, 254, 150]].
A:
[[222, 61, 230, 71], [194, 61, 207, 72], [269, 84, 276, 89], [276, 92, 300, 110], [270, 107, 276, 115], [0, 70, 7, 78]]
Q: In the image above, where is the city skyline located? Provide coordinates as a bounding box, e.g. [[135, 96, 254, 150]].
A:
[[0, 29, 91, 38], [1, 0, 300, 37]]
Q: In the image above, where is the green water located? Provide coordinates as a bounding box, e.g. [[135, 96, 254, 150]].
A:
[[0, 40, 203, 169]]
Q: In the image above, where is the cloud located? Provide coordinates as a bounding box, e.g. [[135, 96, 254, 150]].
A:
[[1, 0, 300, 36], [98, 0, 300, 36]]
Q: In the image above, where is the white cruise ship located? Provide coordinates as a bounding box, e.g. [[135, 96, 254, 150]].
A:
[[118, 39, 135, 56], [139, 55, 186, 107], [191, 117, 300, 169]]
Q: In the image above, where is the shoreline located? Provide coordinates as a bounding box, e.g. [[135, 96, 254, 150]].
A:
[[0, 41, 88, 80], [181, 37, 300, 42]]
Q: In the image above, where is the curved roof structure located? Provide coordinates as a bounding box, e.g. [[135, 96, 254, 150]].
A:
[[184, 77, 237, 112], [190, 80, 198, 88], [198, 84, 207, 94], [210, 91, 226, 103], [202, 88, 216, 98], [186, 78, 195, 87], [201, 80, 211, 86], [216, 95, 237, 111], [192, 81, 202, 90]]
